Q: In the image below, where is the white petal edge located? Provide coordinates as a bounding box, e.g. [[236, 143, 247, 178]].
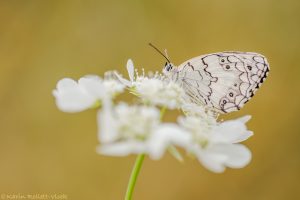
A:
[[205, 144, 252, 169], [127, 59, 135, 83], [55, 78, 77, 90], [221, 144, 252, 168], [237, 115, 252, 123], [233, 131, 253, 143], [96, 141, 147, 156]]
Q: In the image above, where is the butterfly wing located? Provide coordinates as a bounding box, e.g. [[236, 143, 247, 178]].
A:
[[175, 52, 270, 113]]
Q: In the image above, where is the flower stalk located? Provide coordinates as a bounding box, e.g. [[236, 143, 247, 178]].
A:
[[124, 154, 145, 200]]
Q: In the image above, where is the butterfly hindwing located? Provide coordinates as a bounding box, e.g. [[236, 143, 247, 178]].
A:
[[174, 52, 269, 113]]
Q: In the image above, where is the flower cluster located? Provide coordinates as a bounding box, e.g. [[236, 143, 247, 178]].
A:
[[53, 59, 253, 173]]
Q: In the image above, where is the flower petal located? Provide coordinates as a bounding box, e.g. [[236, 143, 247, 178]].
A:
[[53, 78, 96, 112], [205, 144, 251, 169], [79, 76, 105, 99], [127, 59, 135, 82], [147, 124, 190, 160], [220, 144, 251, 168], [97, 99, 119, 143], [211, 116, 252, 143]]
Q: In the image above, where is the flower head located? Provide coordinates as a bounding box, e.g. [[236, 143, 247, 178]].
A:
[[178, 104, 253, 173], [116, 59, 186, 109], [135, 78, 185, 109], [97, 101, 189, 159]]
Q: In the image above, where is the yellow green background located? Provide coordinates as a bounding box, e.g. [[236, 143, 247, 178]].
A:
[[0, 0, 299, 199]]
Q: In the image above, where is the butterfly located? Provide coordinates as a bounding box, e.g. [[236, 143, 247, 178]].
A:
[[149, 44, 270, 113], [163, 51, 269, 113]]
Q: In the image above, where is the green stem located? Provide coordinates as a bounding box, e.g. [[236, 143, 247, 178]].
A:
[[124, 154, 145, 200]]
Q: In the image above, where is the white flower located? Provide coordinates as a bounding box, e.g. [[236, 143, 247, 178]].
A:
[[116, 59, 186, 109], [178, 105, 253, 173], [53, 75, 125, 113], [97, 101, 189, 158]]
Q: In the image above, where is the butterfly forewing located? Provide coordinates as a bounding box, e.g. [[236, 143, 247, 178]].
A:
[[172, 52, 269, 113]]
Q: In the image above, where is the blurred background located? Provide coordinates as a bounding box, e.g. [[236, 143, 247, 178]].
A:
[[0, 0, 299, 199]]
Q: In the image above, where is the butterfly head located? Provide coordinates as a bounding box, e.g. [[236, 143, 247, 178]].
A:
[[163, 62, 177, 75]]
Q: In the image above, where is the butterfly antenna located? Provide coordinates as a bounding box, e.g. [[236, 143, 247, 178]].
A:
[[164, 49, 170, 61], [148, 43, 171, 63]]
